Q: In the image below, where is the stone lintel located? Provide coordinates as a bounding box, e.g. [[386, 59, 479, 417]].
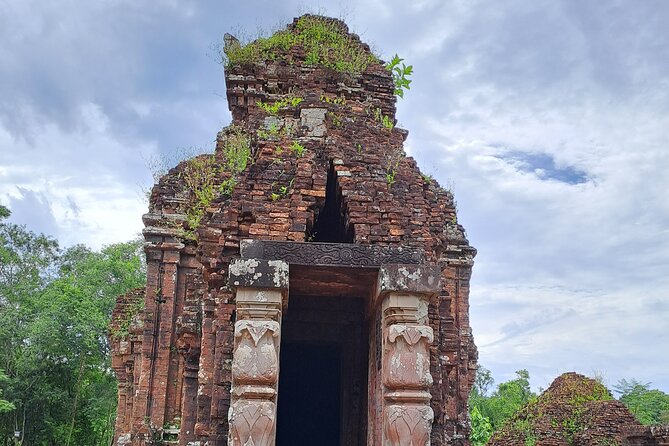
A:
[[377, 264, 441, 299], [240, 239, 424, 267], [228, 258, 289, 292]]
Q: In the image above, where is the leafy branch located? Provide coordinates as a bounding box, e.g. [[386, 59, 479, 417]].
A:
[[385, 54, 413, 98]]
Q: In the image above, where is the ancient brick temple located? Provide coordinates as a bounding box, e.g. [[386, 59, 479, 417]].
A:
[[110, 16, 477, 446]]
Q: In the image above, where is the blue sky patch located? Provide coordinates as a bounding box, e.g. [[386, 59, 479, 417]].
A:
[[498, 151, 589, 184]]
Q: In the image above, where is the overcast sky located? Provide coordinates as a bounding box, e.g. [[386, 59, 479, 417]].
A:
[[1, 0, 667, 393]]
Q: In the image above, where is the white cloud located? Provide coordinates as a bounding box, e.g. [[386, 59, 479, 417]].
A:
[[0, 102, 154, 248], [473, 281, 669, 390], [402, 1, 669, 391]]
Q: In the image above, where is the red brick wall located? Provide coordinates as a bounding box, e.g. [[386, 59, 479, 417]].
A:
[[110, 15, 477, 446]]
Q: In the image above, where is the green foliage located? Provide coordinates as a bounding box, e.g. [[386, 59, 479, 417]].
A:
[[295, 16, 378, 73], [381, 114, 394, 130], [469, 368, 537, 433], [271, 177, 294, 201], [271, 185, 290, 201], [472, 365, 495, 397], [257, 121, 293, 141], [385, 54, 413, 98], [219, 177, 238, 197], [481, 372, 616, 446], [508, 418, 536, 446], [0, 219, 144, 445], [561, 410, 585, 444], [257, 124, 278, 140], [614, 379, 669, 425], [256, 95, 303, 115], [385, 152, 402, 189], [223, 28, 296, 67], [0, 371, 15, 414], [386, 169, 397, 188], [320, 94, 347, 105], [224, 16, 379, 74], [146, 128, 251, 238], [421, 173, 434, 185], [181, 155, 219, 236], [488, 370, 537, 425], [374, 107, 394, 130], [328, 111, 344, 128], [181, 127, 251, 237], [470, 369, 669, 446], [470, 406, 493, 446], [289, 140, 305, 157], [221, 126, 252, 174]]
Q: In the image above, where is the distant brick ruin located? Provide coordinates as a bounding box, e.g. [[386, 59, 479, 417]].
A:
[[110, 15, 478, 446], [489, 373, 669, 446]]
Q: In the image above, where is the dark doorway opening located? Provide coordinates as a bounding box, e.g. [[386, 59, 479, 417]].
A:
[[276, 294, 368, 446], [276, 343, 341, 445]]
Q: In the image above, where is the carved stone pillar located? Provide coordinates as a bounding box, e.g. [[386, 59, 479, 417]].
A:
[[377, 264, 441, 446], [228, 259, 289, 446]]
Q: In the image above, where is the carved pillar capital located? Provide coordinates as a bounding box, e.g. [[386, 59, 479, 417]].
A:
[[377, 264, 440, 446], [229, 258, 289, 293], [227, 259, 288, 446], [377, 264, 441, 300]]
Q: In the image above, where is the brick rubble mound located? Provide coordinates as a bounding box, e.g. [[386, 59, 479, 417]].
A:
[[489, 372, 669, 446]]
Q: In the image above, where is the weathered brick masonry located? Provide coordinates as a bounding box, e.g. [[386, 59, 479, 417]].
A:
[[488, 373, 669, 446], [110, 16, 478, 446]]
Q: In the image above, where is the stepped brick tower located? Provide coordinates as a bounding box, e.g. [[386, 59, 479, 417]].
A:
[[110, 15, 477, 446]]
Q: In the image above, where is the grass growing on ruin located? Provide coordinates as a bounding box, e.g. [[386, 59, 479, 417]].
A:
[[271, 177, 294, 201], [220, 126, 252, 176], [181, 155, 219, 236], [373, 107, 394, 130], [256, 94, 303, 115], [224, 16, 379, 74], [288, 140, 305, 157], [180, 126, 251, 239]]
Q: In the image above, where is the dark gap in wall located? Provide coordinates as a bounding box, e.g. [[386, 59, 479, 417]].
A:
[[309, 161, 353, 243]]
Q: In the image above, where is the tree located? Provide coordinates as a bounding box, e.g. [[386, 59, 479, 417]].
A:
[[0, 370, 15, 414], [470, 405, 494, 446], [0, 207, 145, 445], [614, 379, 669, 425], [472, 365, 495, 398], [469, 367, 537, 444]]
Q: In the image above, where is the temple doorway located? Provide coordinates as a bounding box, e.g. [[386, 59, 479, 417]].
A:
[[276, 293, 369, 446], [276, 342, 341, 444]]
